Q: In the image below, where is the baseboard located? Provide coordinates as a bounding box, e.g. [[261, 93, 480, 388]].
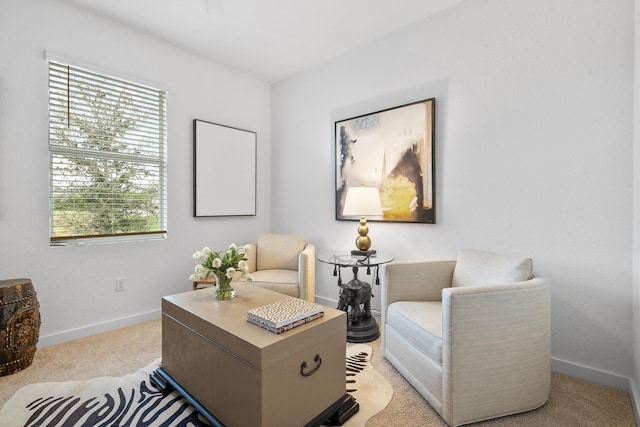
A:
[[551, 356, 631, 391], [630, 377, 640, 426], [315, 295, 336, 308], [38, 309, 161, 348]]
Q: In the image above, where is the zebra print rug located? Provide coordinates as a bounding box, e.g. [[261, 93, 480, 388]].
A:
[[0, 344, 392, 427]]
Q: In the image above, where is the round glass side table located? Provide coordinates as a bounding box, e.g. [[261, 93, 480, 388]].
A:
[[317, 252, 394, 343]]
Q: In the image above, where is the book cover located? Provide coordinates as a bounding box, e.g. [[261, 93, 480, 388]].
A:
[[247, 297, 324, 329]]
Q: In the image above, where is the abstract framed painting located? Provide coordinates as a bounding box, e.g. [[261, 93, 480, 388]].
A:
[[193, 119, 256, 217], [335, 98, 435, 224]]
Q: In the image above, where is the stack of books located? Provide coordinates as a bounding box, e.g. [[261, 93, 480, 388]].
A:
[[247, 297, 324, 334]]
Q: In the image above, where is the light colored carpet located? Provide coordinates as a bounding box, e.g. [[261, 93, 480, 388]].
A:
[[0, 319, 636, 426], [0, 345, 391, 427]]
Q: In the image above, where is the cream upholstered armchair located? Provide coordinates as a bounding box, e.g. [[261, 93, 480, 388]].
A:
[[382, 249, 550, 426], [234, 233, 315, 302]]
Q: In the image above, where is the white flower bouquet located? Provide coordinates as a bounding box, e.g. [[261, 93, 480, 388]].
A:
[[189, 243, 252, 299]]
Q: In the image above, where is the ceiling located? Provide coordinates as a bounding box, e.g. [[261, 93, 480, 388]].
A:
[[61, 0, 464, 83]]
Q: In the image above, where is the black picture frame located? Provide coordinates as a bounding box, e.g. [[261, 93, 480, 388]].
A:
[[193, 119, 257, 217], [335, 98, 435, 224]]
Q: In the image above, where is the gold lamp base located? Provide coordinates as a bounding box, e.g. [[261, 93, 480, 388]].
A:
[[352, 217, 377, 256]]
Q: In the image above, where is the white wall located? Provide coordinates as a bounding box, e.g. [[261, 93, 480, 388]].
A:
[[0, 0, 635, 395], [633, 0, 640, 417], [272, 0, 634, 387], [0, 0, 271, 345]]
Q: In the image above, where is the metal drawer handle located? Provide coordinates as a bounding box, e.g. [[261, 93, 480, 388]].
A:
[[301, 354, 322, 377]]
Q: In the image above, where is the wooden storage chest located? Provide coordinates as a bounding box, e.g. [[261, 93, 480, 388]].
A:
[[161, 283, 347, 427]]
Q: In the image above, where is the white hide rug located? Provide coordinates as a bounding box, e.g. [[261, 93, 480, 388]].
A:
[[328, 343, 394, 427]]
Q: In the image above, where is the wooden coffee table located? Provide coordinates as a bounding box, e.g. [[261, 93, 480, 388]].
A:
[[151, 283, 355, 427]]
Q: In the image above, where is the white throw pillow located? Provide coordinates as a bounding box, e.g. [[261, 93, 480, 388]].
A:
[[452, 249, 533, 287]]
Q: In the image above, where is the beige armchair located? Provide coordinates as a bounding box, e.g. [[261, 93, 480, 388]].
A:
[[382, 249, 550, 426], [233, 233, 315, 302]]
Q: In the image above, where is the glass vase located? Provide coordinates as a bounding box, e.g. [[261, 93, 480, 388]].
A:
[[214, 273, 236, 300]]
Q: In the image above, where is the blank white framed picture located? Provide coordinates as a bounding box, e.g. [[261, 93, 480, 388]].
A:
[[193, 119, 257, 217]]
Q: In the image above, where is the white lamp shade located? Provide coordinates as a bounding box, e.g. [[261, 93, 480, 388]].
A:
[[342, 187, 383, 217]]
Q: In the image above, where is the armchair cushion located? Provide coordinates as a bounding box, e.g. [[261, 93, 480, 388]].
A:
[[452, 249, 533, 287], [242, 269, 299, 298], [387, 301, 443, 365], [257, 233, 306, 271]]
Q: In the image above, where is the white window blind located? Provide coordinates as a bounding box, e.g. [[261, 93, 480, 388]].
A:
[[48, 60, 167, 245]]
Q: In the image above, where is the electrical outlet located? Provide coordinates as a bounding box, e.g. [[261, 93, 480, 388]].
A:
[[115, 277, 126, 292]]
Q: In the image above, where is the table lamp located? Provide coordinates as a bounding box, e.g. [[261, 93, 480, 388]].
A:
[[342, 186, 383, 256]]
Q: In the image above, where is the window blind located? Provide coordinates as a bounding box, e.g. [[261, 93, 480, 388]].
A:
[[48, 60, 167, 245]]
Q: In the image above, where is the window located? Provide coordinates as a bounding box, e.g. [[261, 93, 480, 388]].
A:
[[48, 60, 167, 245]]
